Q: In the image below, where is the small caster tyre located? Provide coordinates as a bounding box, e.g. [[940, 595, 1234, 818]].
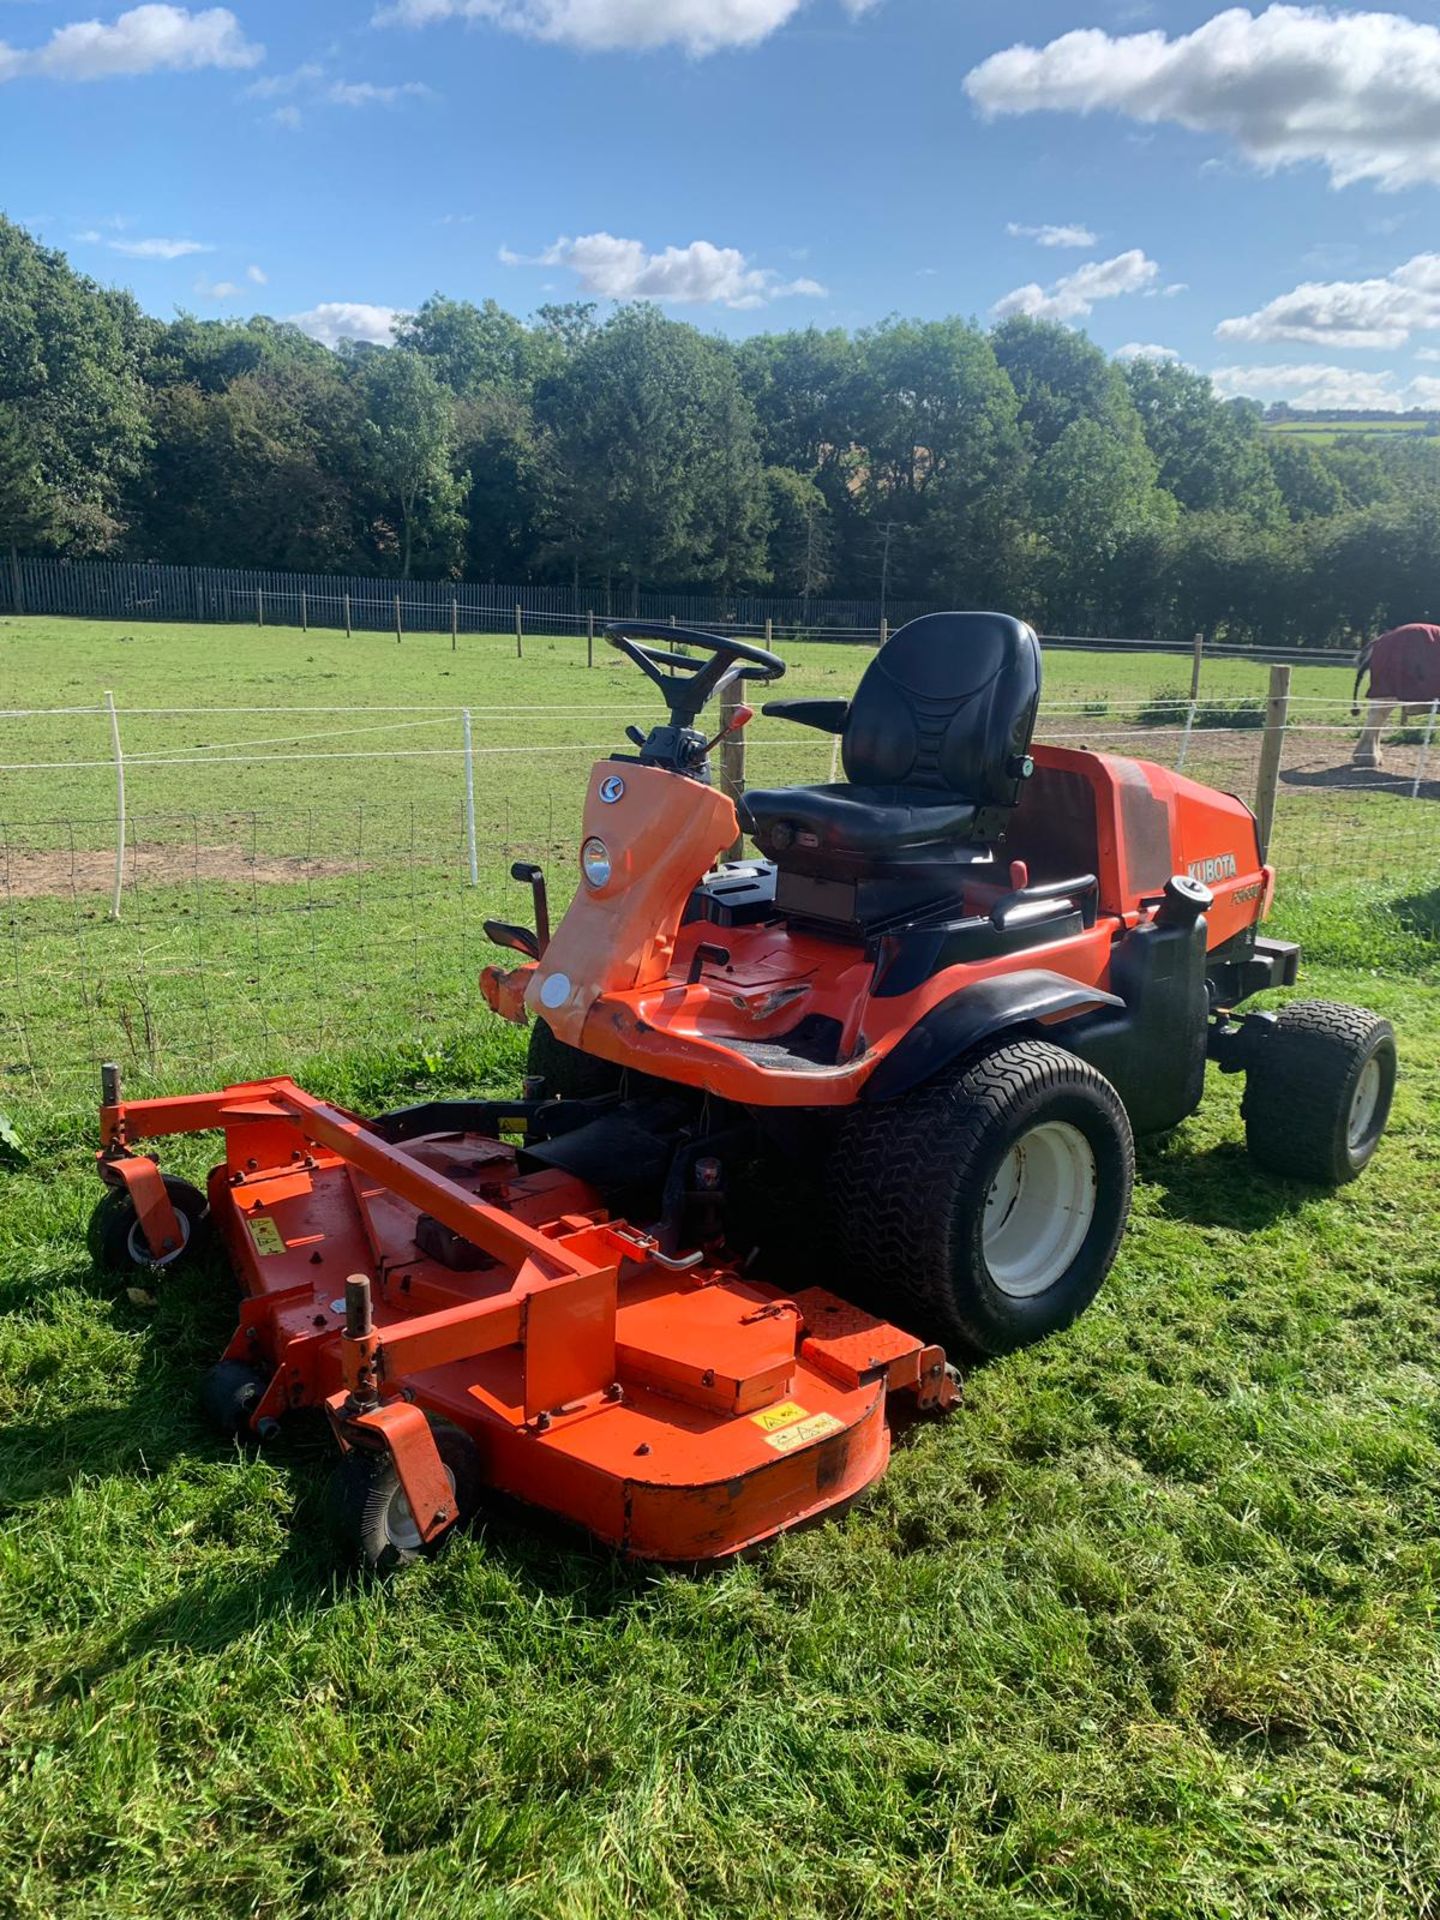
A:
[[201, 1361, 270, 1440], [90, 1174, 209, 1273], [324, 1420, 482, 1573], [830, 1038, 1134, 1358], [1242, 1000, 1396, 1185], [526, 1017, 621, 1101]]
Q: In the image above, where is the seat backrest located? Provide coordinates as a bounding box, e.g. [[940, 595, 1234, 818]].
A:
[[842, 611, 1042, 807]]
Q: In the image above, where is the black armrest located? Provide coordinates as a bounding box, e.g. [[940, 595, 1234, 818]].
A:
[[761, 698, 849, 736], [990, 875, 1098, 932]]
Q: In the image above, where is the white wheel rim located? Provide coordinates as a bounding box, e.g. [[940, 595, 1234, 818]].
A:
[[386, 1465, 457, 1553], [1348, 1057, 1383, 1150], [127, 1206, 191, 1269], [983, 1121, 1098, 1299]]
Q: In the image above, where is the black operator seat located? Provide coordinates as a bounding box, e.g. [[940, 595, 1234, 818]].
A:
[[738, 611, 1042, 889]]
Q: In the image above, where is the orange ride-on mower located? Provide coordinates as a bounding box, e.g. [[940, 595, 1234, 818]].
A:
[[92, 613, 1397, 1572]]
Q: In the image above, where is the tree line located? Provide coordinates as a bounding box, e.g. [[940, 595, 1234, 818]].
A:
[[1, 215, 1435, 648]]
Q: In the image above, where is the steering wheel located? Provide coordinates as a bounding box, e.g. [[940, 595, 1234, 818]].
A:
[[604, 621, 785, 729]]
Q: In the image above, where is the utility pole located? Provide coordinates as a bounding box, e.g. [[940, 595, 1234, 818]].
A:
[[877, 519, 901, 628]]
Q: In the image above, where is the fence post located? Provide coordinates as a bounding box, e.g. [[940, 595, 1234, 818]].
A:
[[764, 617, 773, 652], [1189, 630, 1205, 703], [586, 608, 595, 668], [223, 586, 230, 624], [257, 589, 264, 626], [879, 618, 889, 649], [1176, 698, 1198, 774], [462, 708, 479, 886], [395, 594, 403, 644], [719, 688, 746, 861], [515, 604, 523, 659], [1411, 697, 1438, 801], [344, 591, 351, 637], [1253, 663, 1291, 860], [104, 690, 126, 922], [451, 596, 459, 651], [9, 546, 23, 616], [300, 589, 307, 633]]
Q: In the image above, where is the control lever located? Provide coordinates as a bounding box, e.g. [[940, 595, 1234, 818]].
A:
[[687, 942, 731, 985], [509, 861, 550, 955], [701, 704, 754, 754]]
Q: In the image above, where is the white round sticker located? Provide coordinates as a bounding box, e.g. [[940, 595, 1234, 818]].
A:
[[539, 971, 572, 1010]]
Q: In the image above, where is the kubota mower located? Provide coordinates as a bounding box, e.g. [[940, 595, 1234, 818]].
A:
[[93, 613, 1397, 1571]]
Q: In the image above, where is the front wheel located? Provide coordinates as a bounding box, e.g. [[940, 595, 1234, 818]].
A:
[[90, 1174, 209, 1273], [1242, 1000, 1396, 1184], [831, 1039, 1134, 1357], [324, 1421, 483, 1574]]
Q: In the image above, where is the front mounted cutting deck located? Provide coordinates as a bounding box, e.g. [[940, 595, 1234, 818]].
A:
[[96, 1070, 954, 1566]]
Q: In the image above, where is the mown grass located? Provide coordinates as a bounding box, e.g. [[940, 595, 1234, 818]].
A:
[[0, 954, 1436, 1918], [1, 615, 1438, 1915]]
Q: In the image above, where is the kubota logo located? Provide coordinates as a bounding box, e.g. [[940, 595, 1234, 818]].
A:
[[1187, 852, 1238, 883]]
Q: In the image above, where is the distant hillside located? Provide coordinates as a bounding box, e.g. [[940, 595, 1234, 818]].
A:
[[1263, 406, 1440, 439]]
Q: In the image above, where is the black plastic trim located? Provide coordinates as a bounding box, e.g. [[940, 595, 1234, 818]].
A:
[[860, 969, 1123, 1103]]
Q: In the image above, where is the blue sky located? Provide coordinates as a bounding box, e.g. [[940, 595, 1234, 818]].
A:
[[4, 1, 1440, 409]]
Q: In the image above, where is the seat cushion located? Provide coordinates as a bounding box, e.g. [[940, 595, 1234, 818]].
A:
[[740, 783, 979, 863]]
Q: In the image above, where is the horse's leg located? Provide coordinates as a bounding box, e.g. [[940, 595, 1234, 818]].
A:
[[1353, 700, 1389, 769]]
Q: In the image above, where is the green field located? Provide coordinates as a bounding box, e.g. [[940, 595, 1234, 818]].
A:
[[0, 614, 1438, 1916], [1264, 417, 1440, 444]]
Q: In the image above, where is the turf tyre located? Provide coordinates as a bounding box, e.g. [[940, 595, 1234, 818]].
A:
[[831, 1039, 1134, 1358], [324, 1421, 482, 1574], [1242, 999, 1395, 1185], [200, 1361, 269, 1440], [91, 1174, 209, 1273], [526, 1017, 621, 1100]]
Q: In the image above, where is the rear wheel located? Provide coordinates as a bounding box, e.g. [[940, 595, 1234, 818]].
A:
[[201, 1361, 269, 1440], [830, 1039, 1134, 1357], [324, 1421, 482, 1574], [1242, 1000, 1396, 1184], [526, 1017, 621, 1100]]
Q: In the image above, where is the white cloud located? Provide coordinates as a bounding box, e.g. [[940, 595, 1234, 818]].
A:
[[76, 230, 213, 259], [373, 0, 870, 57], [270, 103, 301, 128], [501, 232, 827, 307], [243, 60, 322, 98], [194, 274, 238, 298], [1116, 341, 1180, 361], [964, 5, 1440, 193], [1210, 361, 1440, 409], [246, 262, 266, 284], [1006, 221, 1097, 248], [1216, 253, 1440, 349], [992, 248, 1159, 322], [0, 5, 261, 83], [1417, 347, 1440, 362], [289, 301, 407, 347], [326, 77, 430, 105]]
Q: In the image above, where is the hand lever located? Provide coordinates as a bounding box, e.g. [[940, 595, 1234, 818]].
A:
[[701, 704, 754, 754]]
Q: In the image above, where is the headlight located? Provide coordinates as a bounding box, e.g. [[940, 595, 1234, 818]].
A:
[[581, 837, 611, 887]]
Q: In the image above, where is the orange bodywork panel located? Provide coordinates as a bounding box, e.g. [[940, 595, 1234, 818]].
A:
[[513, 742, 1271, 1109]]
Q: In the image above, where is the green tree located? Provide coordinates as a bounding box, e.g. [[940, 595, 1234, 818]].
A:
[[1122, 357, 1283, 521], [0, 217, 149, 550], [1026, 416, 1175, 629], [399, 297, 538, 399], [358, 349, 466, 577], [539, 306, 766, 595], [764, 467, 834, 605], [0, 405, 57, 586]]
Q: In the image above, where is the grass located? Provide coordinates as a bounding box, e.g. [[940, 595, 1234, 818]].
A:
[[0, 614, 1438, 1914]]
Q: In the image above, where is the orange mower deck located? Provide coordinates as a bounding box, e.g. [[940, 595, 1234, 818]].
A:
[[97, 1076, 953, 1562]]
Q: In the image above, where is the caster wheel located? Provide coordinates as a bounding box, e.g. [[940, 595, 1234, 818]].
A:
[[324, 1421, 482, 1573], [1243, 1000, 1396, 1184], [90, 1175, 209, 1273], [200, 1361, 270, 1440]]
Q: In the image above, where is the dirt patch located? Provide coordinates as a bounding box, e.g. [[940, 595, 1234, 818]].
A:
[[1, 844, 362, 899]]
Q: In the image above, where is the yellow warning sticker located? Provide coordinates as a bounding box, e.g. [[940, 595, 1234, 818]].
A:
[[750, 1401, 808, 1434], [246, 1215, 285, 1256], [765, 1411, 845, 1454]]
